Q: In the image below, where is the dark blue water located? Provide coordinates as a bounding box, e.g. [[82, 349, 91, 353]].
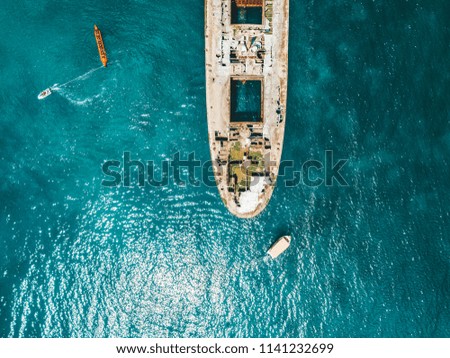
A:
[[0, 0, 449, 337]]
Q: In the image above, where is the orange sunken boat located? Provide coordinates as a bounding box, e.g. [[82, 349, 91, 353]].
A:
[[94, 25, 108, 67]]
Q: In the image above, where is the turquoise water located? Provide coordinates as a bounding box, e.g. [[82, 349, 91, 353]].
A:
[[231, 80, 262, 122], [1, 0, 449, 337]]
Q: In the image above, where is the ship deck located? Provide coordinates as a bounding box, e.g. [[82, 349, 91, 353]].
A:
[[205, 0, 289, 218]]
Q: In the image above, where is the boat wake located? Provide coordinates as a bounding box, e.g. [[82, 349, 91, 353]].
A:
[[37, 65, 106, 101], [58, 87, 106, 107], [44, 63, 117, 105]]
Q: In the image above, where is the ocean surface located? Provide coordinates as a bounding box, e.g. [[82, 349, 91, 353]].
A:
[[1, 0, 449, 337]]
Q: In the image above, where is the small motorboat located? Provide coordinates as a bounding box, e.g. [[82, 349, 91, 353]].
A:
[[38, 88, 52, 100], [268, 235, 291, 259]]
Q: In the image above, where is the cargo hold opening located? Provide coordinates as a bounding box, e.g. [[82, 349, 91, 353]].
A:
[[230, 78, 263, 123], [231, 0, 264, 25]]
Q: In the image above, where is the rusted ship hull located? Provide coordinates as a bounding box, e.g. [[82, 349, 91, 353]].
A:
[[205, 0, 289, 218]]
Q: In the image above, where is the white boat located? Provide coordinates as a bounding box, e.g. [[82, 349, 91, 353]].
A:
[[38, 88, 52, 100], [268, 235, 291, 259]]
